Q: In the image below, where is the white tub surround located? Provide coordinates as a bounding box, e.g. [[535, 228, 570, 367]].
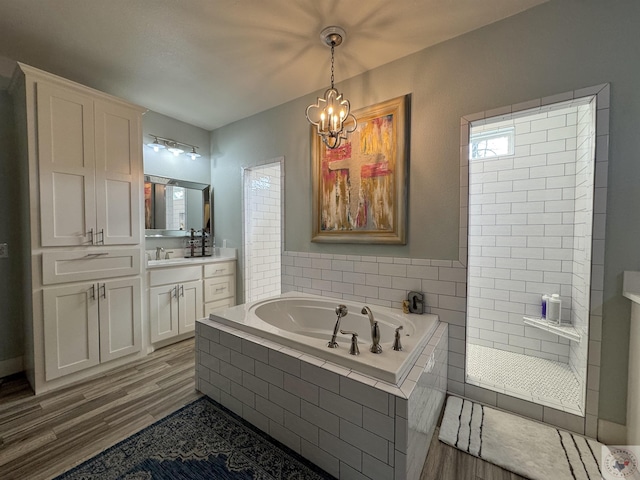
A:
[[624, 271, 640, 444], [207, 293, 439, 384], [196, 294, 448, 480]]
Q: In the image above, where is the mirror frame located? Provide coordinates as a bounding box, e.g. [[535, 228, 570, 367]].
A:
[[144, 175, 212, 237]]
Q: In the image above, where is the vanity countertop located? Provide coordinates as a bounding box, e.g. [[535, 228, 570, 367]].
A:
[[146, 249, 236, 269], [623, 271, 640, 304]]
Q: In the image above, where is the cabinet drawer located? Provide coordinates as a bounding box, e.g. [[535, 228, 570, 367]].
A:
[[204, 298, 235, 317], [42, 249, 141, 285], [204, 261, 235, 278], [149, 265, 201, 287], [203, 276, 235, 302]]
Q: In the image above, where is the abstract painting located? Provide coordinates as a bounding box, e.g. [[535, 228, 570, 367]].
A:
[[312, 95, 408, 244]]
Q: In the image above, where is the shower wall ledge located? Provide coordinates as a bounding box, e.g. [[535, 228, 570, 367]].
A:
[[623, 271, 640, 304], [523, 316, 581, 343]]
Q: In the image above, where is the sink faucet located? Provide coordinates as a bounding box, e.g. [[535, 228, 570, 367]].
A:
[[328, 305, 348, 348], [155, 247, 165, 260], [361, 306, 382, 354]]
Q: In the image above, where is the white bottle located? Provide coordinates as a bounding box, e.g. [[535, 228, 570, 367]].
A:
[[547, 294, 561, 323]]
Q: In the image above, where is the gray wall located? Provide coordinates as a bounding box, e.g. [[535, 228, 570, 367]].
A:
[[0, 90, 23, 364], [142, 110, 211, 184], [210, 0, 640, 425]]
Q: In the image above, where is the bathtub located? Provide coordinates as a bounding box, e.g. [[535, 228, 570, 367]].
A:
[[206, 292, 439, 385], [196, 292, 448, 480]]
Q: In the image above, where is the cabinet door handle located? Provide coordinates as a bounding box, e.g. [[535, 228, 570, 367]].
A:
[[180, 285, 184, 297], [215, 286, 226, 292], [89, 284, 96, 300], [97, 229, 105, 245], [100, 283, 106, 299], [85, 252, 109, 258], [87, 228, 94, 245], [172, 286, 177, 298], [214, 269, 224, 274]]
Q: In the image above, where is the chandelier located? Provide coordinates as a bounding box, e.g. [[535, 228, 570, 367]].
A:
[[305, 26, 357, 149]]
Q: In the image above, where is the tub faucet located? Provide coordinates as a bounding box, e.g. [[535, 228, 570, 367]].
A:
[[328, 304, 348, 348], [361, 306, 382, 354]]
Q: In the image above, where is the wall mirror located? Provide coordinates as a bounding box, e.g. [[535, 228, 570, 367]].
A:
[[144, 175, 211, 237]]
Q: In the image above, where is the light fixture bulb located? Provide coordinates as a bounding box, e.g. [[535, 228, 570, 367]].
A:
[[166, 142, 184, 156], [147, 136, 165, 152], [187, 147, 201, 160]]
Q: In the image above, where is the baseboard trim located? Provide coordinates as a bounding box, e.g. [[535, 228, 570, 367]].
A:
[[598, 418, 627, 444], [0, 356, 24, 378]]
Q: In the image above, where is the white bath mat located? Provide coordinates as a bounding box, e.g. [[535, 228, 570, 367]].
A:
[[439, 396, 606, 480]]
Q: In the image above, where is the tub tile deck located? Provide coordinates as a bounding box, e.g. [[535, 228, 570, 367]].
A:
[[196, 318, 448, 480]]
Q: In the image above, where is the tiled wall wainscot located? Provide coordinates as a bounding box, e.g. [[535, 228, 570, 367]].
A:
[[195, 318, 448, 480], [282, 251, 467, 395]]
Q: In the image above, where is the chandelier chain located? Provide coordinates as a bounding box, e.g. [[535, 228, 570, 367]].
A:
[[330, 44, 335, 89]]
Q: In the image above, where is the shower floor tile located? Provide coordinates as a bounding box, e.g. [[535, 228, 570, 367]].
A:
[[466, 344, 583, 416]]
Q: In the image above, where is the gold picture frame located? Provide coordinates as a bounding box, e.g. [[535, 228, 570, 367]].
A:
[[311, 95, 409, 244]]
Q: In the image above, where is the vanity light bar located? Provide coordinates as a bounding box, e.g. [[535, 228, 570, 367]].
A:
[[146, 135, 201, 160]]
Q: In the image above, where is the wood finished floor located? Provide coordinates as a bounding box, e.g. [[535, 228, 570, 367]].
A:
[[0, 339, 527, 480]]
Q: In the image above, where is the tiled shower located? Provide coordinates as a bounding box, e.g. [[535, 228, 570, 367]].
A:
[[243, 160, 283, 303], [465, 98, 596, 414]]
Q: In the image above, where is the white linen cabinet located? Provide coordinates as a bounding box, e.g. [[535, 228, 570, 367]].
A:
[[37, 77, 141, 246], [10, 63, 146, 394], [42, 277, 142, 380]]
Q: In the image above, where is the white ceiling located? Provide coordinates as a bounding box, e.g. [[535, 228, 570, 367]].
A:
[[0, 0, 548, 130]]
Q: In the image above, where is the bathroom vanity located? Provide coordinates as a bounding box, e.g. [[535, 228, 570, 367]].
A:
[[147, 252, 236, 346]]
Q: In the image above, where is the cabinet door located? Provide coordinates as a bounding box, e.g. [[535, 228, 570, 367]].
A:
[[149, 284, 180, 343], [43, 283, 99, 380], [37, 82, 96, 247], [94, 100, 142, 245], [98, 278, 142, 363], [178, 280, 203, 334]]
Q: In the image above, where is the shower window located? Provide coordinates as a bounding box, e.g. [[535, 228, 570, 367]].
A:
[[469, 126, 514, 160]]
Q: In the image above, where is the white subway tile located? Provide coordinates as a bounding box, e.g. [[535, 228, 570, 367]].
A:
[[513, 178, 546, 191], [366, 274, 392, 288], [530, 139, 566, 155], [496, 191, 528, 203], [516, 154, 547, 168], [509, 335, 541, 350], [322, 269, 343, 282], [531, 115, 566, 132], [530, 164, 566, 179], [319, 389, 363, 426], [340, 418, 388, 462], [515, 130, 547, 146]]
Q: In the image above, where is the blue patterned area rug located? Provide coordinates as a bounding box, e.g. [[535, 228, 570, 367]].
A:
[[55, 397, 335, 480]]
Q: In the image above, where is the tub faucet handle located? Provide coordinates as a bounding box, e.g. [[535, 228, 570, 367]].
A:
[[393, 326, 404, 351], [340, 330, 360, 356]]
